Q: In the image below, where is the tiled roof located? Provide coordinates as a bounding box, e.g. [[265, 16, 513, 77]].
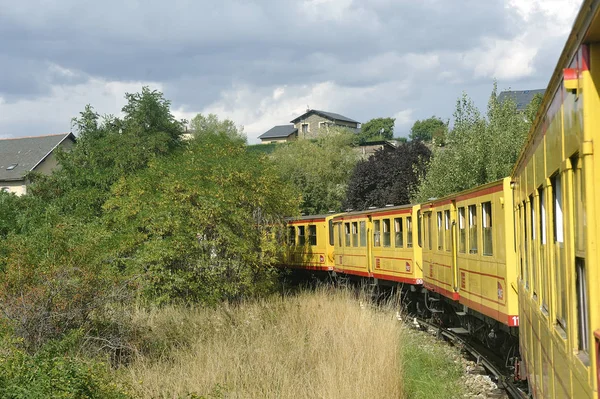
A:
[[258, 125, 298, 139], [290, 109, 359, 124], [497, 89, 545, 111], [0, 133, 75, 181]]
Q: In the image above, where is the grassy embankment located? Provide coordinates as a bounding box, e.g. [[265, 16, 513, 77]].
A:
[[124, 289, 464, 399]]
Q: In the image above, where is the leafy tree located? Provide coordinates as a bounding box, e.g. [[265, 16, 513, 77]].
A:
[[409, 116, 447, 143], [189, 113, 246, 144], [359, 117, 395, 142], [28, 87, 185, 220], [344, 141, 431, 210], [102, 124, 299, 304], [413, 83, 532, 202], [270, 128, 360, 215]]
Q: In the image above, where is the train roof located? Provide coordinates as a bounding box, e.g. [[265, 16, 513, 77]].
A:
[[420, 178, 506, 208], [513, 0, 600, 175], [285, 213, 341, 223], [332, 203, 414, 220]]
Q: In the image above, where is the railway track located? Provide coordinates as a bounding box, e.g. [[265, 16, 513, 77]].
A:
[[412, 316, 528, 399]]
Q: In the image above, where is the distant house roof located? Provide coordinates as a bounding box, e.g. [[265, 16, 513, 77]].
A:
[[258, 125, 298, 140], [497, 89, 545, 111], [290, 109, 359, 124], [0, 132, 75, 181]]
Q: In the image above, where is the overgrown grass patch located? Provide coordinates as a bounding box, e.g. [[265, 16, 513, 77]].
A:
[[400, 327, 465, 399]]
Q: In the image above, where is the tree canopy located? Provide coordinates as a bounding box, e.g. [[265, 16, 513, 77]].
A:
[[270, 128, 359, 215], [413, 83, 538, 202], [344, 141, 431, 210], [359, 117, 395, 142], [409, 116, 447, 143]]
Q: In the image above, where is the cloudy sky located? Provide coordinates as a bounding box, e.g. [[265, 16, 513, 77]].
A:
[[0, 0, 583, 143]]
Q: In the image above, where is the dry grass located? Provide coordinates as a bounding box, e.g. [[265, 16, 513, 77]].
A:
[[126, 288, 404, 399]]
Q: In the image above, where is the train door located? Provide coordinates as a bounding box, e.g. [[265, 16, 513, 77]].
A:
[[367, 216, 373, 276], [450, 201, 459, 293]]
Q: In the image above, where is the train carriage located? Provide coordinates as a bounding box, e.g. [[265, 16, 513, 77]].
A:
[[421, 178, 519, 328], [332, 205, 423, 285], [284, 214, 338, 272], [512, 1, 600, 396]]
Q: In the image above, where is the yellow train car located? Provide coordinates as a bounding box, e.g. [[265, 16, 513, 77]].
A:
[[332, 205, 423, 285], [285, 214, 338, 272], [512, 2, 600, 396], [421, 178, 519, 328]]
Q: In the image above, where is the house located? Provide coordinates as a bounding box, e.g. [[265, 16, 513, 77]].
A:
[[258, 109, 360, 143], [0, 132, 76, 195], [497, 89, 545, 111]]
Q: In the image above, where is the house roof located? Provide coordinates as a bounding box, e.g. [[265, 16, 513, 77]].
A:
[[497, 89, 545, 111], [258, 125, 298, 140], [290, 109, 359, 124], [0, 132, 75, 181]]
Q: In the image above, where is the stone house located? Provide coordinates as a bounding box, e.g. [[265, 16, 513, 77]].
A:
[[0, 132, 76, 195], [258, 109, 360, 143]]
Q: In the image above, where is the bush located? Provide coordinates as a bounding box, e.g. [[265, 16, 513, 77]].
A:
[[0, 332, 130, 399]]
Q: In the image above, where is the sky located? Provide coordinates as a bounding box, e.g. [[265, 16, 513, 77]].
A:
[[0, 0, 583, 143]]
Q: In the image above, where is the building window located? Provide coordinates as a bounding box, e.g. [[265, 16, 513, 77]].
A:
[[301, 124, 309, 134], [458, 207, 466, 253], [359, 221, 366, 247], [351, 222, 358, 247], [298, 226, 306, 246], [468, 205, 477, 254], [308, 225, 317, 246], [288, 226, 296, 245], [374, 220, 381, 247], [482, 202, 492, 256], [394, 217, 403, 248], [406, 216, 413, 248]]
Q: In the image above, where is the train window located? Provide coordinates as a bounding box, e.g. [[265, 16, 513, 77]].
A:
[[417, 211, 422, 248], [383, 219, 391, 247], [351, 222, 358, 247], [406, 217, 413, 248], [427, 213, 432, 250], [530, 195, 537, 297], [576, 257, 589, 353], [523, 201, 529, 290], [444, 210, 451, 252], [360, 221, 366, 247], [337, 223, 342, 247], [374, 220, 381, 247], [552, 173, 567, 331], [344, 223, 351, 247], [458, 207, 466, 253], [298, 226, 306, 245], [468, 205, 477, 254], [572, 156, 588, 353], [288, 226, 296, 245], [329, 220, 334, 246], [394, 218, 403, 248], [308, 225, 317, 246], [539, 188, 548, 311], [437, 211, 443, 250], [482, 202, 492, 256]]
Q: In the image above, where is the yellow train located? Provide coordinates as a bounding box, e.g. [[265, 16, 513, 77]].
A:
[[283, 0, 600, 396]]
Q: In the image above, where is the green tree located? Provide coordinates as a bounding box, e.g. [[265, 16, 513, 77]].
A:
[[271, 128, 359, 214], [102, 123, 299, 304], [189, 113, 246, 144], [413, 83, 531, 202], [409, 116, 447, 143], [359, 117, 395, 142]]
